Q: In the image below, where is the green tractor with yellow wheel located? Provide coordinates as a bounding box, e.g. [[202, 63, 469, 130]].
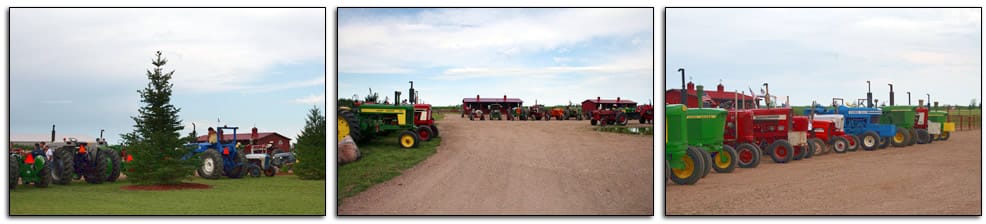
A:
[[338, 101, 422, 149], [666, 104, 706, 185], [665, 104, 737, 185], [928, 109, 955, 141]]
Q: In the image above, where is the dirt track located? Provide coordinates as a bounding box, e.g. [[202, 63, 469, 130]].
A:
[[666, 130, 982, 215], [339, 114, 654, 215]]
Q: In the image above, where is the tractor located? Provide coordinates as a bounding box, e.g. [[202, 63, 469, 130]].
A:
[[9, 146, 51, 189], [750, 107, 813, 163], [928, 109, 955, 141], [241, 127, 297, 177], [527, 104, 547, 121], [807, 98, 898, 151], [807, 113, 855, 153], [548, 107, 566, 120], [469, 106, 486, 121], [723, 109, 761, 168], [686, 107, 738, 177], [413, 104, 440, 141], [637, 104, 654, 124], [589, 106, 629, 126], [511, 106, 528, 121], [563, 104, 584, 120], [183, 126, 249, 179], [665, 104, 708, 185], [338, 96, 423, 149], [489, 104, 505, 120], [880, 105, 918, 146], [49, 127, 122, 185]]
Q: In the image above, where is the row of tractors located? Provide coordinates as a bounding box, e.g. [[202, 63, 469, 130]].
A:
[[665, 69, 956, 185], [11, 125, 298, 189], [461, 97, 655, 125], [338, 81, 439, 150]]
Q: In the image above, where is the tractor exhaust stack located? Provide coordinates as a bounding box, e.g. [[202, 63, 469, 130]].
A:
[[408, 81, 416, 104], [926, 94, 931, 108], [866, 81, 873, 108], [888, 83, 895, 106], [763, 83, 770, 109], [395, 91, 401, 106], [678, 68, 686, 106], [51, 125, 56, 143], [907, 92, 911, 105]]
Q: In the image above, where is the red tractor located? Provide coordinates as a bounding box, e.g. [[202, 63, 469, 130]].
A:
[[413, 104, 439, 141], [527, 104, 547, 121], [636, 104, 654, 124], [589, 106, 629, 126], [724, 109, 761, 168]]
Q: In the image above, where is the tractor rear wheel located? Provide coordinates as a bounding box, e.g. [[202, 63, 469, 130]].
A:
[[247, 164, 262, 177], [832, 136, 849, 153], [860, 131, 879, 151], [339, 109, 362, 143], [804, 144, 814, 158], [891, 127, 910, 147], [916, 129, 930, 144], [398, 130, 420, 149], [430, 124, 440, 138], [228, 153, 248, 179], [767, 140, 793, 163], [35, 158, 51, 188], [847, 135, 860, 151], [197, 149, 224, 179], [736, 143, 761, 168], [102, 149, 122, 182], [416, 125, 434, 141], [52, 148, 74, 185], [712, 146, 738, 173], [84, 151, 108, 184], [878, 136, 890, 149], [670, 147, 706, 185], [808, 138, 825, 156], [9, 155, 18, 189], [908, 129, 918, 146], [264, 165, 277, 177], [616, 113, 629, 125], [698, 148, 712, 178]]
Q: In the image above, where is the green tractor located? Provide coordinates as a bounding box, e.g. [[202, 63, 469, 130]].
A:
[[489, 104, 504, 120], [9, 146, 52, 189], [685, 107, 737, 177], [928, 110, 956, 141], [48, 127, 122, 185], [880, 105, 917, 147], [339, 103, 423, 149], [666, 104, 706, 185]]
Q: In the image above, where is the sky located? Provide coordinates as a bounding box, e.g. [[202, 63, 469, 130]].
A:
[[666, 8, 981, 107], [338, 8, 655, 106], [10, 8, 326, 145]]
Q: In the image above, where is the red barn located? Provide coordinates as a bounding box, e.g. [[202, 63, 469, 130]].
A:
[[666, 82, 755, 109], [196, 132, 292, 152], [581, 97, 637, 115]]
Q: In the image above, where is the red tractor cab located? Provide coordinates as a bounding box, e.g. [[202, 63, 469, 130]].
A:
[[750, 108, 810, 163], [413, 104, 440, 141]]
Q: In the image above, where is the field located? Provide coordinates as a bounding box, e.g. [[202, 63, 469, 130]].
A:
[[10, 175, 325, 215], [339, 112, 654, 215], [666, 130, 982, 215]]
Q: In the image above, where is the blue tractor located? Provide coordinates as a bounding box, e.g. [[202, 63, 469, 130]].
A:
[[805, 98, 897, 151], [183, 126, 248, 179]]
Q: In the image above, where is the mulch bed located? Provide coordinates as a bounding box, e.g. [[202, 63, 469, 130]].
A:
[[121, 183, 212, 191]]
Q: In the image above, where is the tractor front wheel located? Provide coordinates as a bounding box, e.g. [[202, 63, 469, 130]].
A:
[[767, 140, 793, 163], [891, 127, 910, 147], [197, 149, 224, 179], [616, 113, 628, 125], [792, 145, 805, 161], [670, 147, 706, 185], [916, 129, 930, 144], [247, 164, 262, 177], [698, 149, 712, 178], [591, 119, 598, 126], [940, 131, 951, 141], [339, 109, 362, 143], [832, 136, 849, 153], [430, 124, 440, 138], [712, 146, 738, 173], [808, 138, 825, 156], [9, 155, 18, 189], [860, 131, 879, 151], [847, 135, 860, 152], [52, 148, 74, 185], [416, 125, 434, 141], [736, 143, 761, 168], [398, 130, 420, 149], [878, 136, 891, 149]]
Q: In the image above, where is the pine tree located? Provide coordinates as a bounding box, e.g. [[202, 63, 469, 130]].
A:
[[295, 106, 326, 180], [124, 51, 199, 185]]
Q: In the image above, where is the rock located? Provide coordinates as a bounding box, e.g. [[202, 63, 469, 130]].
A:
[[338, 135, 360, 165]]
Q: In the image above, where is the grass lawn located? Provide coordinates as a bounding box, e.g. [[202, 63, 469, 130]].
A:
[[10, 175, 325, 215], [336, 114, 444, 206]]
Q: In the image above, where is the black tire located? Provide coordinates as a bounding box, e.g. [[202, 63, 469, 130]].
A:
[[928, 133, 936, 144], [102, 149, 122, 182], [711, 145, 738, 173], [891, 127, 910, 147], [36, 157, 51, 188], [470, 115, 474, 121], [197, 149, 224, 179], [590, 119, 598, 126], [52, 148, 74, 185], [878, 136, 890, 149], [416, 125, 434, 141], [616, 113, 629, 125], [9, 155, 18, 189], [916, 129, 930, 144], [736, 143, 761, 168], [699, 148, 712, 178], [247, 164, 262, 177], [84, 152, 108, 184], [398, 130, 420, 149], [859, 131, 879, 151], [792, 145, 805, 161], [908, 129, 918, 146], [339, 109, 362, 143], [767, 140, 793, 163], [940, 131, 951, 140], [808, 138, 825, 156], [264, 165, 277, 177], [228, 153, 247, 179], [669, 147, 706, 185], [832, 136, 849, 153], [665, 162, 670, 184], [430, 124, 440, 138], [848, 135, 860, 152]]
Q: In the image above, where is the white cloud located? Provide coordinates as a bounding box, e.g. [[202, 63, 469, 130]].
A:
[[293, 93, 326, 105]]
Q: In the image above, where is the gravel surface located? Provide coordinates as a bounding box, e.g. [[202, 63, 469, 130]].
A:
[[339, 114, 654, 215], [666, 130, 982, 215]]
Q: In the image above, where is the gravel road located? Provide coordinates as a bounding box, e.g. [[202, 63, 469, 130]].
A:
[[666, 130, 982, 215], [339, 114, 654, 215]]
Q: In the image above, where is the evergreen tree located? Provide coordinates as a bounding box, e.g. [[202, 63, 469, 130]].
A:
[[124, 51, 198, 185], [295, 105, 326, 180]]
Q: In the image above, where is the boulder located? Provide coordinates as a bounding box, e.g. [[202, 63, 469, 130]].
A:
[[338, 135, 361, 165]]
